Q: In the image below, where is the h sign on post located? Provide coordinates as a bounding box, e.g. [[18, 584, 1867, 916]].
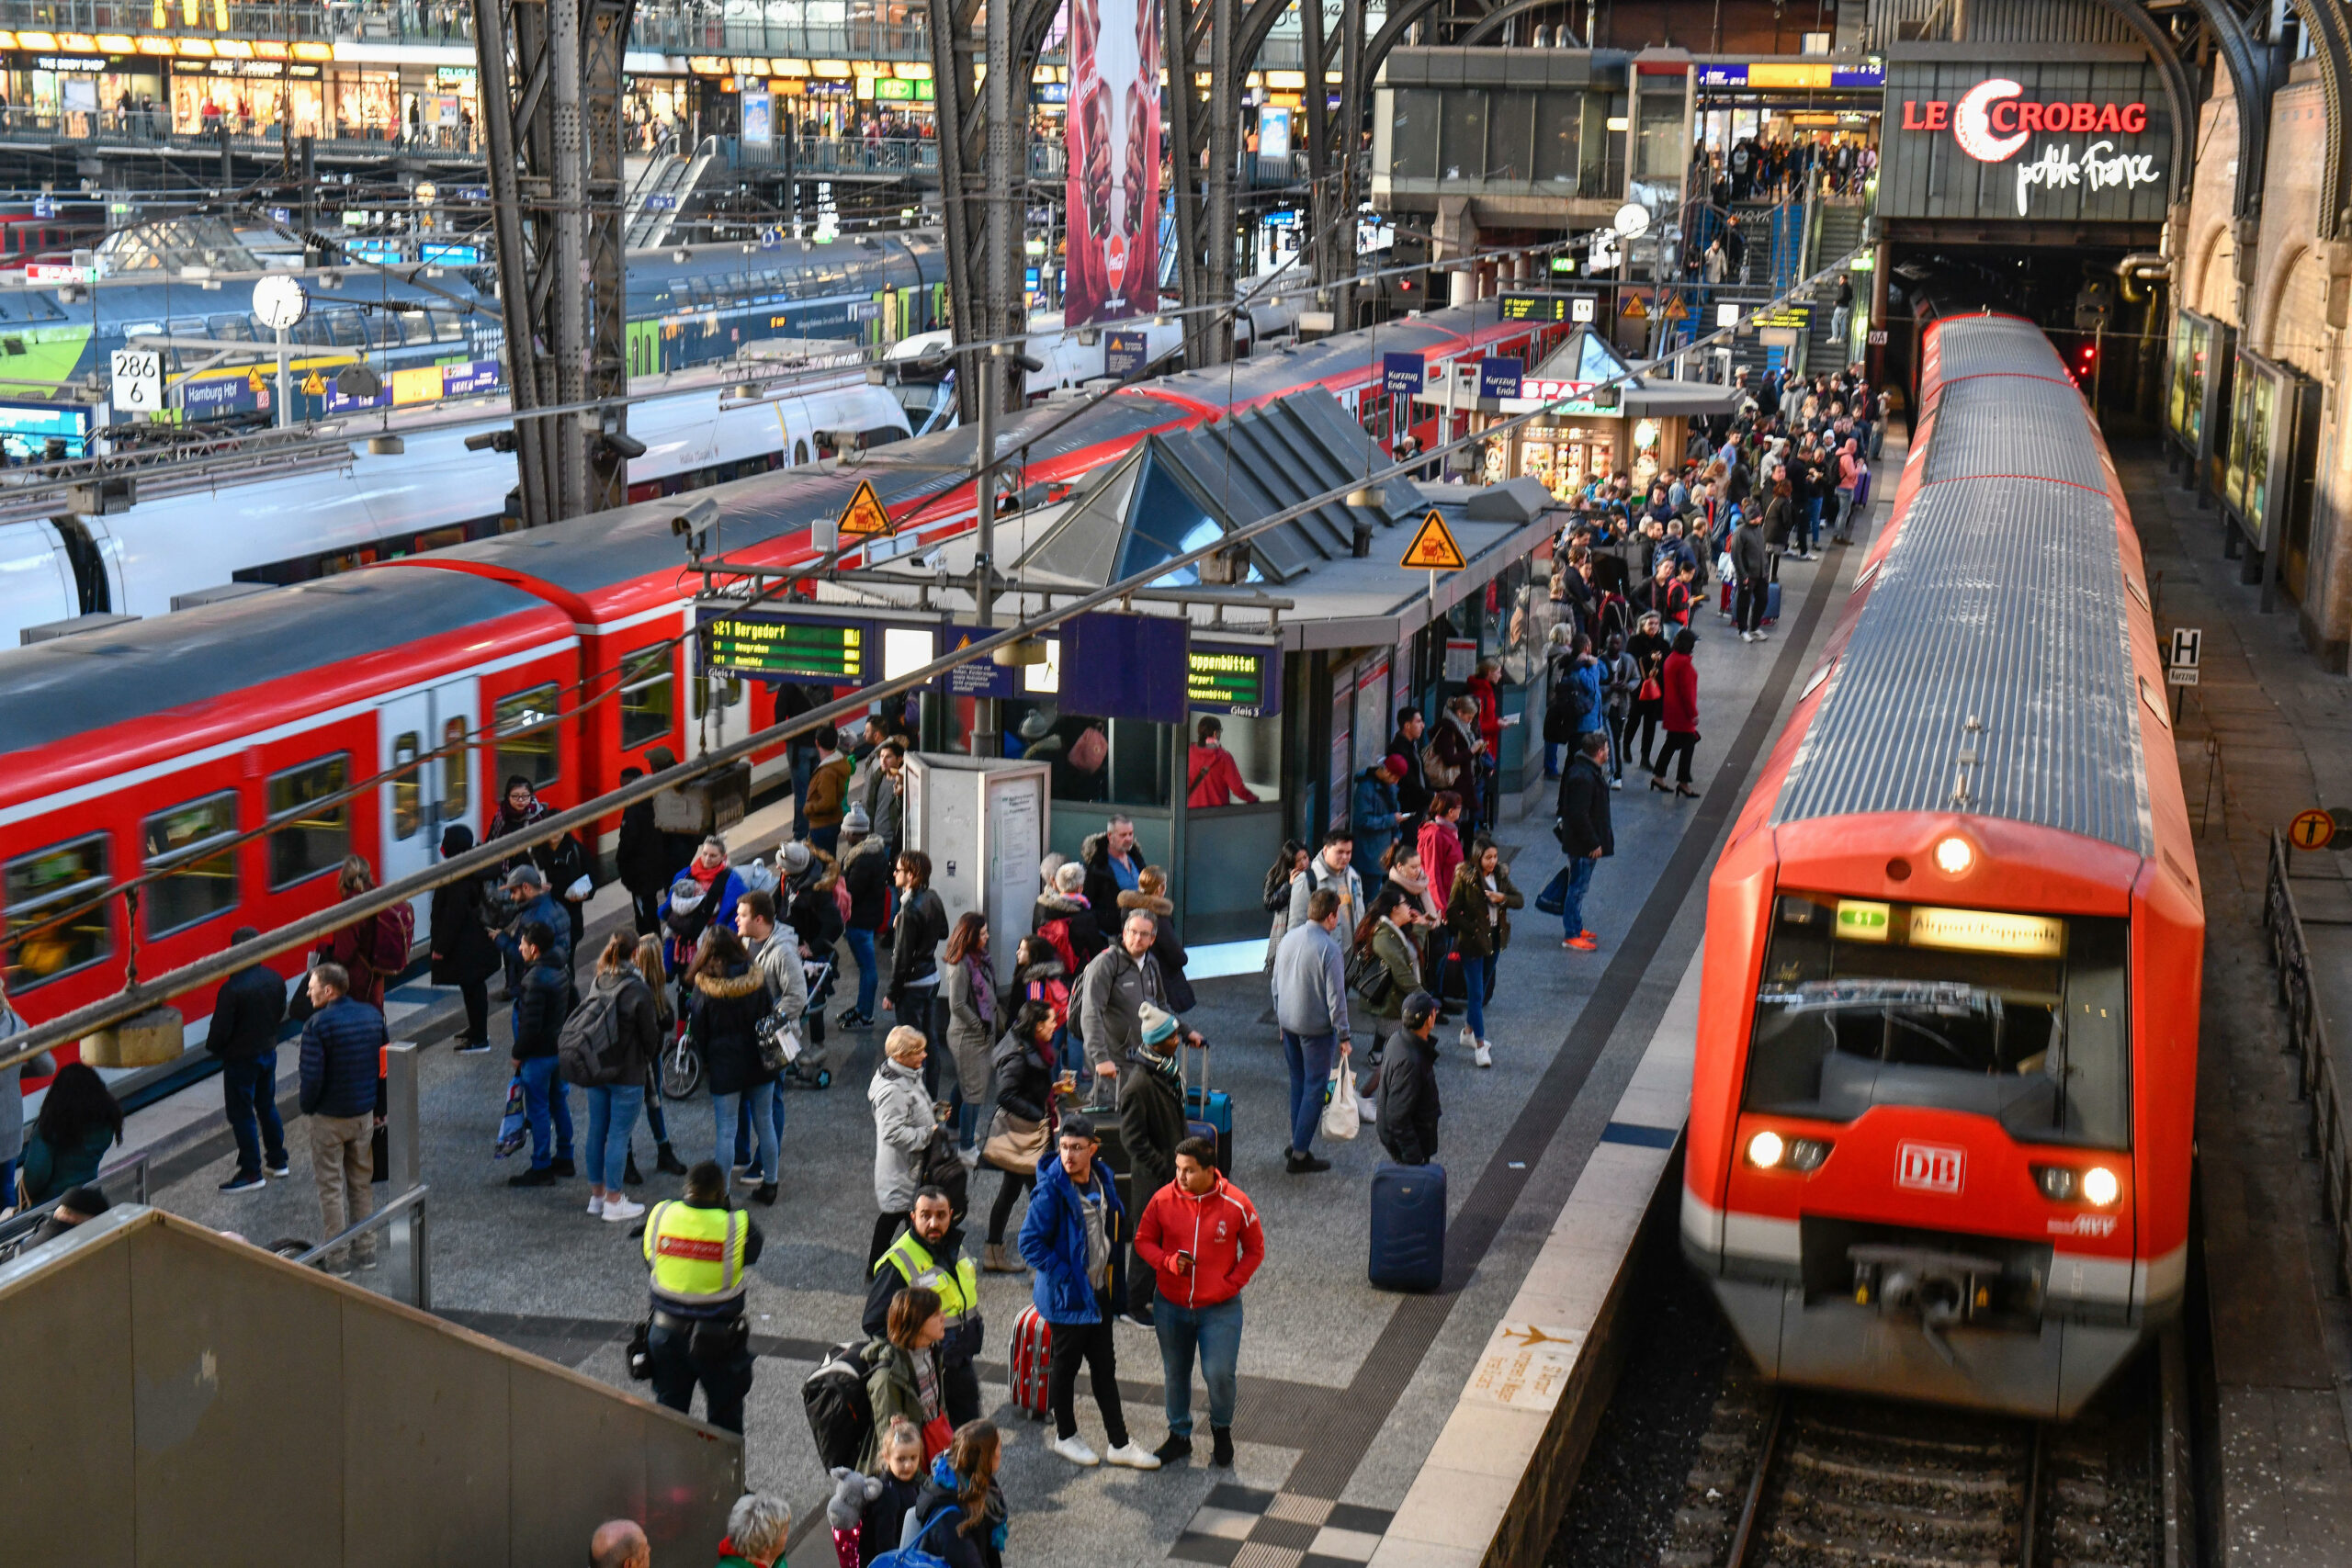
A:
[[110, 348, 164, 413], [1383, 352, 1425, 396], [2166, 626, 2200, 685]]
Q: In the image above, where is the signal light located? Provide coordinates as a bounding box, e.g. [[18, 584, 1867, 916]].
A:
[[1747, 1131, 1833, 1171], [1933, 835, 1974, 876]]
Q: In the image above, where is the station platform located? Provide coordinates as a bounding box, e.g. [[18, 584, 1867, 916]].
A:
[[2124, 451, 2352, 1567], [113, 447, 1889, 1566]]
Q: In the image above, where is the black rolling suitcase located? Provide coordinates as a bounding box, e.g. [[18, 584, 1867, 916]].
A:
[[1369, 1161, 1447, 1292]]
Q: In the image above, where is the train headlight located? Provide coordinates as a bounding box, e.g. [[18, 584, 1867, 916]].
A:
[[2032, 1164, 2075, 1201], [1933, 835, 1974, 875], [1746, 1133, 1832, 1171], [2082, 1166, 2120, 1206]]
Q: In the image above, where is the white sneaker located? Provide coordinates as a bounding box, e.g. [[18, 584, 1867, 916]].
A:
[[586, 1194, 606, 1217], [1474, 1041, 1494, 1068], [1360, 1097, 1378, 1124], [1048, 1435, 1101, 1467], [602, 1197, 646, 1223], [957, 1145, 981, 1171], [1103, 1441, 1164, 1471], [1611, 777, 1624, 790], [1458, 1025, 1476, 1051]]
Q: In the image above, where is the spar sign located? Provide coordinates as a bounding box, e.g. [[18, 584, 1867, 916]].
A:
[[1881, 62, 2171, 225]]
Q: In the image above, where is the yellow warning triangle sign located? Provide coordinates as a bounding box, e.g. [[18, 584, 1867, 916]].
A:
[[1621, 294, 1649, 319], [1661, 295, 1689, 321], [300, 369, 325, 396], [837, 478, 895, 537], [246, 366, 268, 392], [1399, 510, 1467, 571]]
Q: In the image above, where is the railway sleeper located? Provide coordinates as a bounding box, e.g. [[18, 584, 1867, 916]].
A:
[[1786, 1446, 2023, 1496], [1778, 1487, 2014, 1541], [1766, 1517, 2009, 1568]]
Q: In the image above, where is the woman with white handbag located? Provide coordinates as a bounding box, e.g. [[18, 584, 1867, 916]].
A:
[[978, 1000, 1068, 1274]]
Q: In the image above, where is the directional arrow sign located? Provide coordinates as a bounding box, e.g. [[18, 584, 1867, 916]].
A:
[[1400, 510, 1467, 571], [836, 478, 896, 537]]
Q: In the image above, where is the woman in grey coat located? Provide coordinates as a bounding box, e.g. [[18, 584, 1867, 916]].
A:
[[0, 979, 57, 1208], [941, 912, 997, 1160]]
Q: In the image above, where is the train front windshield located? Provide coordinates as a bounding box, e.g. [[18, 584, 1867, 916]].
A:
[[1743, 893, 2132, 1149]]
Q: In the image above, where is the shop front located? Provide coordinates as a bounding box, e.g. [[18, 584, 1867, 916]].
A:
[[1490, 325, 1738, 502], [6, 50, 166, 131]]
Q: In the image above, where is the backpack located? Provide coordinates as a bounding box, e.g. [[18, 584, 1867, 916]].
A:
[[1347, 934, 1396, 1008], [1544, 663, 1587, 744], [802, 1339, 875, 1472], [918, 1122, 970, 1217], [870, 1504, 962, 1568], [557, 979, 633, 1087], [376, 903, 415, 975]]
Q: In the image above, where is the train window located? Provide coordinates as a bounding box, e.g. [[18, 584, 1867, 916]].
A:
[[441, 717, 469, 825], [209, 313, 254, 342], [494, 683, 561, 793], [4, 833, 111, 990], [370, 314, 402, 348], [142, 793, 240, 937], [401, 310, 435, 344], [390, 731, 424, 840], [794, 439, 808, 465], [1743, 894, 2131, 1150], [266, 754, 352, 890], [433, 311, 465, 343], [618, 647, 675, 750]]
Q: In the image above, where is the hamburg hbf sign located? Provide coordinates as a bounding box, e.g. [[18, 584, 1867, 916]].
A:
[[1880, 62, 2171, 225]]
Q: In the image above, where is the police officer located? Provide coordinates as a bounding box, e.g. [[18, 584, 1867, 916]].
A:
[[863, 1184, 982, 1426], [640, 1159, 764, 1433]]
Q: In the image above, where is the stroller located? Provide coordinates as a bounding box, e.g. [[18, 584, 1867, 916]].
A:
[[780, 957, 837, 1090]]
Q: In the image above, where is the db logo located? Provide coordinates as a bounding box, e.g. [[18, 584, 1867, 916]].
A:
[[1895, 1142, 1965, 1195]]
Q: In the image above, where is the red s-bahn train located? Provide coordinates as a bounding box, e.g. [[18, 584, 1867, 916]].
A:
[[1680, 311, 2203, 1417], [0, 302, 1540, 1079]]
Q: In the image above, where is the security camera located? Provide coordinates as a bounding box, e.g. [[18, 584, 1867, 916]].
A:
[[671, 498, 720, 537], [601, 430, 648, 460]]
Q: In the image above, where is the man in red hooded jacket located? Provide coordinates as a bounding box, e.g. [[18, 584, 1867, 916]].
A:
[[1132, 1137, 1264, 1468]]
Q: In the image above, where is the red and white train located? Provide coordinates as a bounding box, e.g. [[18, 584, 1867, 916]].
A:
[[1680, 310, 2203, 1417], [0, 302, 1544, 1080]]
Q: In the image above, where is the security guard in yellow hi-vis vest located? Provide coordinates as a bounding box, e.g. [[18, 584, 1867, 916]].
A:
[[863, 1184, 983, 1424], [641, 1159, 766, 1433]]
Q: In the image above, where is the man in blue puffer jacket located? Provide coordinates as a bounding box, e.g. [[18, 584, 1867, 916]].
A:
[[297, 962, 388, 1274], [1018, 1115, 1162, 1472]]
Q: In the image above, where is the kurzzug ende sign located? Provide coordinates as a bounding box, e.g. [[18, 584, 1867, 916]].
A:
[[1880, 62, 2171, 225]]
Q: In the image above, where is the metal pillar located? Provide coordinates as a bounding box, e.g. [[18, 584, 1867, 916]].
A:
[[924, 0, 980, 423], [983, 0, 1019, 404], [1164, 0, 1207, 367], [1204, 0, 1238, 366], [472, 0, 636, 527]]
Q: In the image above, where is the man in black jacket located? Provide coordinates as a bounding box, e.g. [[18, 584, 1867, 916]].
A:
[[208, 927, 288, 1192], [1117, 1004, 1189, 1327], [616, 762, 697, 936], [1377, 991, 1442, 1166], [1386, 706, 1432, 824], [507, 921, 577, 1188], [1555, 732, 1615, 953]]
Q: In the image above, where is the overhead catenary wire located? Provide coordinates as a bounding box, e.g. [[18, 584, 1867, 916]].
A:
[[0, 238, 1866, 1073]]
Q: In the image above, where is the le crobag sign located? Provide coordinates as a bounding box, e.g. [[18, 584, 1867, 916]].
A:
[[1881, 62, 2170, 224]]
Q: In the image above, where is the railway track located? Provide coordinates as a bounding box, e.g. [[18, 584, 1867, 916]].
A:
[[1657, 1361, 2170, 1568]]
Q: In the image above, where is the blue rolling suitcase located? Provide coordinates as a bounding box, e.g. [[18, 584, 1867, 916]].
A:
[[1369, 1161, 1447, 1292], [1761, 581, 1782, 626], [1181, 1042, 1234, 1172]]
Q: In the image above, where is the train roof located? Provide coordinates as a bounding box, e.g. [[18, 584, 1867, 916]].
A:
[[412, 387, 1185, 609], [0, 567, 553, 756], [1144, 307, 1487, 410], [1770, 315, 2152, 858]]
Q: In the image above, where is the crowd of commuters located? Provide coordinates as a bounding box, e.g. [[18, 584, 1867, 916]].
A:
[[0, 375, 1888, 1562]]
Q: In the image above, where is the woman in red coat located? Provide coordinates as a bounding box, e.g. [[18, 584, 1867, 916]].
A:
[[1648, 629, 1702, 799]]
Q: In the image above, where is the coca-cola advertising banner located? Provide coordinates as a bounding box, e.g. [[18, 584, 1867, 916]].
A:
[[1880, 60, 2171, 224], [1065, 0, 1161, 327]]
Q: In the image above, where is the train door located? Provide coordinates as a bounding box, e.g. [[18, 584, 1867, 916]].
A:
[[376, 680, 478, 932]]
